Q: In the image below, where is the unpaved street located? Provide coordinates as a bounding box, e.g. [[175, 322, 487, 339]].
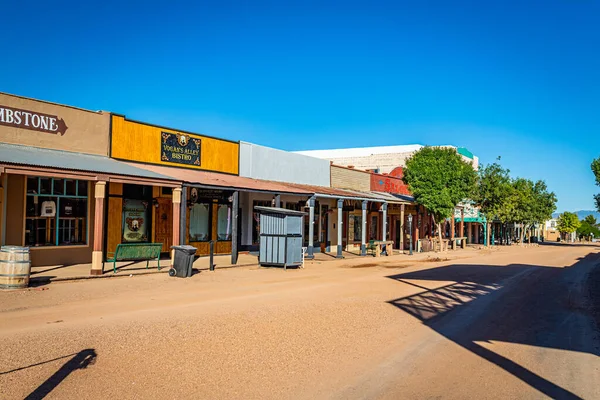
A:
[[1, 244, 599, 399]]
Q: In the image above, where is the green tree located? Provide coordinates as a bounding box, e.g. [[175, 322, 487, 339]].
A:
[[578, 215, 600, 241], [583, 214, 598, 226], [510, 178, 535, 244], [530, 180, 557, 240], [577, 219, 600, 240], [593, 157, 600, 212], [557, 212, 581, 242], [472, 161, 512, 246], [497, 178, 556, 244], [403, 147, 477, 250]]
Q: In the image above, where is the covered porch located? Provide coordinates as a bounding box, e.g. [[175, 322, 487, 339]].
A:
[[0, 143, 181, 276]]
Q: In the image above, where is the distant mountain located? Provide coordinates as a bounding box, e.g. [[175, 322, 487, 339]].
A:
[[552, 210, 600, 220]]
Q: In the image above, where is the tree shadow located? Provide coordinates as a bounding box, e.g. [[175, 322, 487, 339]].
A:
[[24, 348, 97, 400], [386, 253, 600, 399]]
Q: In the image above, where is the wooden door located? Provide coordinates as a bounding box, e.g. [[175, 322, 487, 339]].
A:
[[154, 198, 172, 253]]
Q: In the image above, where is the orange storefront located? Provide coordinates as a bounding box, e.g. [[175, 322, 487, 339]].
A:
[[109, 115, 241, 257]]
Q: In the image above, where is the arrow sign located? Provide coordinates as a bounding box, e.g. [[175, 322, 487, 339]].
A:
[[56, 118, 68, 135], [0, 105, 68, 136]]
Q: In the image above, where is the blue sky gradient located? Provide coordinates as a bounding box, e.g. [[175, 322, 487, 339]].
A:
[[1, 0, 598, 212]]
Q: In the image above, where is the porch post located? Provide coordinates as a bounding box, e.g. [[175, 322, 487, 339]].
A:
[[231, 191, 239, 265], [460, 209, 465, 237], [415, 207, 420, 242], [361, 200, 367, 256], [179, 186, 187, 248], [413, 211, 419, 250], [484, 221, 488, 246], [1, 173, 6, 245], [90, 181, 107, 276], [274, 194, 281, 208], [450, 211, 455, 239], [467, 222, 472, 244], [381, 203, 388, 241], [400, 204, 405, 251], [307, 196, 315, 259], [171, 187, 182, 266], [336, 199, 343, 258]]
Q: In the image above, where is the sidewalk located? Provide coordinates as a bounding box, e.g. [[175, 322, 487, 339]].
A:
[[28, 245, 490, 285], [29, 253, 261, 284]]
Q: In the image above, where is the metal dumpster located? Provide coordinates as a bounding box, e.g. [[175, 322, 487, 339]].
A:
[[254, 206, 307, 269]]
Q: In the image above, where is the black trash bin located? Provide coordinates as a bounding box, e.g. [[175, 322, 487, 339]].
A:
[[169, 245, 197, 277]]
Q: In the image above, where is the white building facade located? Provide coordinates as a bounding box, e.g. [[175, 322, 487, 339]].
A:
[[296, 144, 479, 173]]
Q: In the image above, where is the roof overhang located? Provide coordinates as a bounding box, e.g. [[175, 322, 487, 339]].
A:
[[130, 163, 313, 196], [0, 143, 181, 187]]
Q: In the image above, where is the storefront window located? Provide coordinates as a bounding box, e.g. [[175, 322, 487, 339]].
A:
[[25, 177, 88, 247], [252, 200, 271, 244], [65, 179, 77, 196], [40, 178, 52, 194], [53, 179, 64, 195], [303, 200, 320, 244], [121, 185, 152, 243], [370, 215, 378, 240], [122, 199, 150, 242], [217, 204, 231, 241], [285, 202, 302, 211], [189, 203, 210, 242], [320, 205, 329, 243], [352, 215, 362, 242]]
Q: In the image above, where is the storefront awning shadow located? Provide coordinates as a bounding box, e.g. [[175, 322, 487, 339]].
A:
[[386, 255, 600, 399]]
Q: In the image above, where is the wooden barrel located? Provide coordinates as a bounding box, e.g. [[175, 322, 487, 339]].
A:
[[0, 246, 31, 289]]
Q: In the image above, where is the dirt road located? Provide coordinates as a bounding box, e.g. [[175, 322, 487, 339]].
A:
[[1, 244, 599, 399]]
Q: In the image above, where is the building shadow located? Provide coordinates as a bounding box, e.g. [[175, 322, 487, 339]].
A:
[[386, 253, 600, 399], [24, 348, 97, 400], [30, 263, 79, 276], [540, 242, 600, 249]]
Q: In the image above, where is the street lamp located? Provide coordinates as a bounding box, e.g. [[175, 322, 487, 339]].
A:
[[408, 213, 413, 256]]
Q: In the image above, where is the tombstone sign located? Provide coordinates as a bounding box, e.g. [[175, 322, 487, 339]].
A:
[[160, 131, 201, 166], [0, 105, 68, 135]]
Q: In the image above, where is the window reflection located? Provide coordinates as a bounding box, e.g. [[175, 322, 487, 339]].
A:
[[189, 203, 210, 242]]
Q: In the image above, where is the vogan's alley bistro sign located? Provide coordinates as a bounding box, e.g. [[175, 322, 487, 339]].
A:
[[161, 131, 201, 166], [0, 105, 68, 135]]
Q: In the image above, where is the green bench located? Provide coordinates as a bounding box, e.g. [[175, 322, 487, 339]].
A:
[[367, 240, 377, 255], [106, 243, 163, 274]]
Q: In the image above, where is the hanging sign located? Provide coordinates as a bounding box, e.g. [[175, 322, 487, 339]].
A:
[[161, 131, 201, 166], [190, 188, 230, 203], [122, 199, 149, 242], [0, 105, 68, 135]]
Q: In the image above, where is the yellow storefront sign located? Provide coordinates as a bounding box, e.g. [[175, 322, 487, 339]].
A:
[[110, 115, 239, 175]]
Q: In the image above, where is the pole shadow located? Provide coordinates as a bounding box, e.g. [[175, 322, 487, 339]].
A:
[[24, 348, 97, 400], [0, 353, 78, 375]]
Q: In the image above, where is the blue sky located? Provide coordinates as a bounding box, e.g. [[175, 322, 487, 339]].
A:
[[1, 0, 598, 212]]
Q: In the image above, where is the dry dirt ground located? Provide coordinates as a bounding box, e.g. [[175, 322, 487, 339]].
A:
[[1, 244, 599, 399]]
